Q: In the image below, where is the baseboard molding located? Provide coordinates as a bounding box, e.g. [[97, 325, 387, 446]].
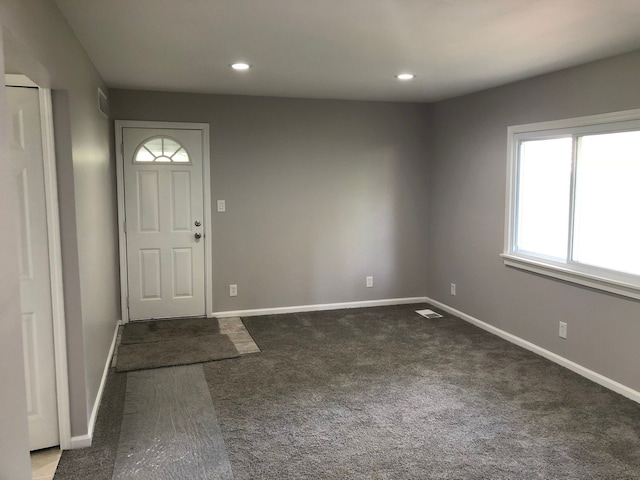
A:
[[69, 433, 91, 449], [425, 297, 640, 405], [71, 320, 120, 449], [212, 297, 428, 318]]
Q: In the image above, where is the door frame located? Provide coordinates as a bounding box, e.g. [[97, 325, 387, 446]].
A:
[[5, 74, 72, 450], [115, 120, 213, 323]]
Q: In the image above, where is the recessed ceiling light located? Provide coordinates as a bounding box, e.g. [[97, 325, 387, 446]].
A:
[[230, 62, 251, 71], [395, 73, 415, 81]]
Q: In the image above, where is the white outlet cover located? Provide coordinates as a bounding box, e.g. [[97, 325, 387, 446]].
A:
[[559, 322, 567, 338]]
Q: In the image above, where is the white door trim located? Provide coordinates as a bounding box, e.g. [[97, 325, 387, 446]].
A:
[[5, 74, 72, 450], [115, 120, 213, 323]]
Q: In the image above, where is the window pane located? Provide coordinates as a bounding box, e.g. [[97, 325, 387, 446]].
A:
[[572, 131, 640, 275], [144, 138, 163, 157], [163, 138, 181, 157], [135, 147, 154, 162], [134, 137, 191, 164], [171, 147, 190, 163], [516, 138, 572, 259]]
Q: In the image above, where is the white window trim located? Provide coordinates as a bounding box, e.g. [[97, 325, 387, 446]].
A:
[[504, 108, 640, 301]]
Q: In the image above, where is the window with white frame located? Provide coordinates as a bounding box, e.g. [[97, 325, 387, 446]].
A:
[[503, 109, 640, 300]]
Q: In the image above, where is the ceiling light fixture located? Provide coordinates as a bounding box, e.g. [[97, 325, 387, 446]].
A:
[[395, 73, 415, 81], [230, 62, 251, 71]]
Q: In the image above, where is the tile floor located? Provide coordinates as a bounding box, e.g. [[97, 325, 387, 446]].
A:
[[30, 447, 61, 480], [219, 316, 261, 354]]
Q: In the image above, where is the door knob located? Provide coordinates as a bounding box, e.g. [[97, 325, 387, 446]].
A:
[[194, 233, 202, 240], [194, 220, 201, 227]]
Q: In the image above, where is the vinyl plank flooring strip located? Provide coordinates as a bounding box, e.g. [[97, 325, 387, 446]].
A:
[[112, 364, 234, 480]]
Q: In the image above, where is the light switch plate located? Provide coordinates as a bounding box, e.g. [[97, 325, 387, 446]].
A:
[[217, 200, 226, 212]]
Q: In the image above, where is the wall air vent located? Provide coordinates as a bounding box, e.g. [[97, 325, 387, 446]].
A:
[[98, 87, 108, 118]]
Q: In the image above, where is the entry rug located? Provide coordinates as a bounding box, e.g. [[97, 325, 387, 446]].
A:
[[116, 334, 239, 372], [121, 317, 221, 345]]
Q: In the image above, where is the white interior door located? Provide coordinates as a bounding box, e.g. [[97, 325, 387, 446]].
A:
[[123, 127, 206, 320], [7, 85, 59, 450]]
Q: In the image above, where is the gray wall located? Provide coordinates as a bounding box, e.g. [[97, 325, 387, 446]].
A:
[[427, 50, 640, 392], [0, 0, 120, 443], [111, 91, 430, 312]]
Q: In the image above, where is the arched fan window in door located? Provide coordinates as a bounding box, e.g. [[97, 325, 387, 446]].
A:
[[133, 136, 190, 163]]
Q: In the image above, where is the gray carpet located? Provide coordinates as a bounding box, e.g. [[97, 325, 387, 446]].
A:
[[202, 304, 640, 479], [121, 317, 221, 344], [116, 334, 239, 372]]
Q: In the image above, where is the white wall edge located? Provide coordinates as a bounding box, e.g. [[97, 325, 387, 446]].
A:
[[114, 121, 129, 324], [74, 321, 119, 449], [425, 297, 640, 405], [40, 87, 73, 451], [69, 433, 91, 449], [4, 73, 38, 86], [212, 297, 428, 318]]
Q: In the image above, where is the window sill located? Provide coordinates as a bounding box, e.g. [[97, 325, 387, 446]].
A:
[[500, 253, 640, 301]]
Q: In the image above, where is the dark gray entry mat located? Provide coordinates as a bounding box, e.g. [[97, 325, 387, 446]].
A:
[[202, 304, 640, 480], [112, 364, 233, 480], [121, 317, 221, 344], [116, 334, 239, 372]]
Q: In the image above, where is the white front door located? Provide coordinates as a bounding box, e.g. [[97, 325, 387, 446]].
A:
[[122, 127, 206, 320], [7, 85, 59, 450]]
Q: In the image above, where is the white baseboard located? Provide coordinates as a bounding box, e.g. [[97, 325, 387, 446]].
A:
[[70, 320, 120, 449], [69, 433, 91, 449], [425, 297, 640, 405], [212, 297, 428, 318]]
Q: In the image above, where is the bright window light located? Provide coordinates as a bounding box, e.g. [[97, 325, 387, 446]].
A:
[[572, 131, 640, 275], [516, 138, 572, 259], [504, 109, 640, 299]]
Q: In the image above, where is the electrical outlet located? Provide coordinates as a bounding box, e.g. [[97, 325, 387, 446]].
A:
[[217, 200, 226, 212], [229, 284, 238, 297], [450, 283, 456, 296], [366, 276, 373, 288], [559, 321, 567, 339]]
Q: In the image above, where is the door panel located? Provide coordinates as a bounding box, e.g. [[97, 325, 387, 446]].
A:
[[7, 86, 59, 450], [172, 248, 194, 297], [171, 171, 192, 231], [137, 171, 160, 232], [123, 128, 205, 320]]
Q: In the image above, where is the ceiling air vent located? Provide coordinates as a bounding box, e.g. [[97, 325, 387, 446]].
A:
[[98, 87, 108, 118]]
